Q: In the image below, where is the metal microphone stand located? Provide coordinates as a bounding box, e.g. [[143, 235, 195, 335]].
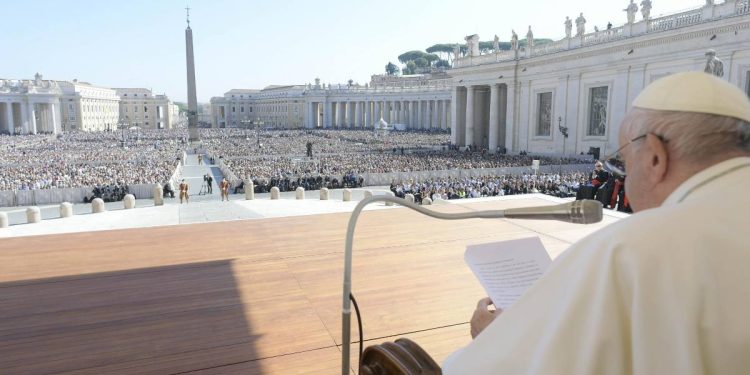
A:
[[341, 195, 510, 375]]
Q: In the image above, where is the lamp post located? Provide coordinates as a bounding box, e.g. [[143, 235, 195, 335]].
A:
[[118, 117, 129, 148], [558, 116, 569, 155], [241, 118, 252, 141], [254, 117, 264, 147], [558, 116, 570, 176]]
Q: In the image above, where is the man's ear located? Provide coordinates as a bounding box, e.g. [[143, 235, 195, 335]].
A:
[[645, 133, 669, 184]]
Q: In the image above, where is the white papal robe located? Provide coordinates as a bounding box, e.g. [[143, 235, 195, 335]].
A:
[[444, 157, 750, 374]]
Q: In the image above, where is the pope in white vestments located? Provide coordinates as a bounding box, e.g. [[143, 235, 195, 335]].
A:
[[443, 72, 750, 374]]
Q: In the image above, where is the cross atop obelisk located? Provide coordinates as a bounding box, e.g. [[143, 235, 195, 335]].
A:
[[184, 4, 200, 141]]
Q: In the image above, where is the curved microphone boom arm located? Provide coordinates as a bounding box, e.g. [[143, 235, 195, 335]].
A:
[[341, 196, 602, 374]]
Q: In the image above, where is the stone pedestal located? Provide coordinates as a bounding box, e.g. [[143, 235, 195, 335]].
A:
[[320, 188, 329, 200], [422, 198, 433, 205], [632, 21, 648, 35], [342, 189, 352, 202], [26, 206, 41, 223], [154, 185, 164, 206], [0, 212, 8, 228], [385, 191, 395, 206], [296, 187, 305, 200], [245, 181, 255, 200], [623, 23, 633, 37], [123, 194, 136, 209], [363, 190, 373, 200], [92, 198, 106, 213], [60, 202, 73, 218], [405, 194, 415, 203], [270, 187, 280, 200]]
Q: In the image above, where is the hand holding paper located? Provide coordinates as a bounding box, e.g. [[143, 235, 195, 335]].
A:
[[465, 237, 552, 310]]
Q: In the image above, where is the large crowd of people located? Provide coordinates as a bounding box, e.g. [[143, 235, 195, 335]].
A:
[[1, 128, 593, 205], [389, 172, 588, 202], [0, 130, 184, 191]]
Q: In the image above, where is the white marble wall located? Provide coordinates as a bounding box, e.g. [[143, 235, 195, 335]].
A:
[[450, 8, 750, 155]]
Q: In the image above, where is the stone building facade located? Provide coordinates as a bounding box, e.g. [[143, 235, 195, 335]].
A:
[[210, 76, 453, 131], [0, 75, 183, 134], [114, 88, 177, 130], [303, 78, 452, 130], [210, 86, 307, 129], [449, 1, 750, 155], [0, 74, 64, 135]]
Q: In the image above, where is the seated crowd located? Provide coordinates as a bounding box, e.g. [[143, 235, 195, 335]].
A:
[[1, 128, 593, 206], [0, 130, 184, 191], [389, 172, 588, 202]]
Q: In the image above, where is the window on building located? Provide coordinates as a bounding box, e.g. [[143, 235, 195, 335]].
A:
[[232, 106, 236, 112], [241, 106, 244, 113], [588, 86, 608, 136], [134, 106, 138, 112], [144, 106, 148, 112], [536, 92, 552, 137]]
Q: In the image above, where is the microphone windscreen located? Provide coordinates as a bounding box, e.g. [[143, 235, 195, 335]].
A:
[[578, 200, 603, 224]]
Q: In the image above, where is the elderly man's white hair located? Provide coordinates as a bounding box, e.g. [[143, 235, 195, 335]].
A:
[[622, 72, 750, 162]]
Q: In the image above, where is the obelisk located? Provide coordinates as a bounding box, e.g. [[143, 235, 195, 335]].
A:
[[185, 6, 200, 142]]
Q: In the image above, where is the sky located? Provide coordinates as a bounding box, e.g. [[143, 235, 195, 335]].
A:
[[1, 0, 702, 102]]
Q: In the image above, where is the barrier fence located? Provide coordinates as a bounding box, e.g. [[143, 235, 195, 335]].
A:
[[230, 163, 591, 189], [0, 160, 183, 207]]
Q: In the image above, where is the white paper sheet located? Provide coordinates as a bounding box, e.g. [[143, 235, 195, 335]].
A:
[[464, 237, 552, 310]]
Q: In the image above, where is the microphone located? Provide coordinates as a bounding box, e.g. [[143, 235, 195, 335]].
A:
[[340, 196, 603, 374], [503, 199, 603, 224]]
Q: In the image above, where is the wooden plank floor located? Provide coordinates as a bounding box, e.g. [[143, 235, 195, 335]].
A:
[[0, 197, 621, 374]]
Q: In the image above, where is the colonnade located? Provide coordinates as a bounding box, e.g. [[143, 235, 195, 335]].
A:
[[451, 83, 511, 153], [0, 101, 61, 135], [306, 99, 451, 130]]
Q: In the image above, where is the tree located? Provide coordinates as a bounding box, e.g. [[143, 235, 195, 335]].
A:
[[414, 57, 429, 68], [478, 41, 495, 54], [426, 44, 454, 61], [403, 61, 417, 75], [398, 50, 427, 64], [435, 59, 451, 68], [424, 53, 439, 65], [385, 62, 400, 76]]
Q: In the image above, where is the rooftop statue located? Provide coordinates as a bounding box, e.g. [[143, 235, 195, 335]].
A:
[[576, 13, 587, 36], [640, 0, 652, 20], [526, 26, 534, 48], [624, 0, 639, 24], [511, 30, 519, 50]]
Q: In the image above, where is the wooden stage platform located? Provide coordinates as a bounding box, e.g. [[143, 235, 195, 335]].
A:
[[0, 196, 621, 374]]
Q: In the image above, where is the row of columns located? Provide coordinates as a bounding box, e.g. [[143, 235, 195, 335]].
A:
[[0, 101, 61, 135], [306, 99, 450, 130], [451, 84, 511, 153]]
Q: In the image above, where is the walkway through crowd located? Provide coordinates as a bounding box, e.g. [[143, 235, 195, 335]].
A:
[[181, 151, 225, 201]]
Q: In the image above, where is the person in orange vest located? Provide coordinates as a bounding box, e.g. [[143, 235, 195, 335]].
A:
[[219, 177, 230, 202], [179, 179, 189, 204]]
